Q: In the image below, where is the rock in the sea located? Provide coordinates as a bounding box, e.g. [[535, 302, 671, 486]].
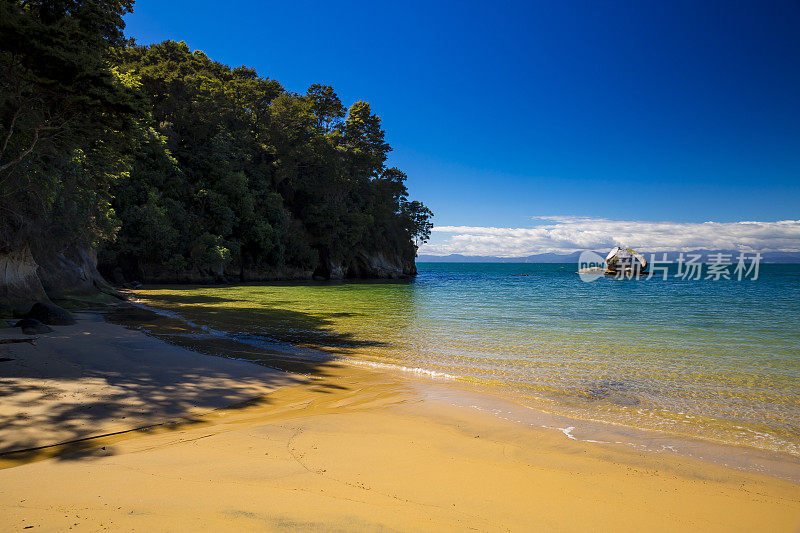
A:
[[25, 301, 75, 325], [13, 318, 54, 335], [604, 246, 648, 275]]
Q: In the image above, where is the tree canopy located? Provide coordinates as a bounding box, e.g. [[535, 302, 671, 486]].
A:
[[0, 0, 141, 252], [0, 1, 432, 284]]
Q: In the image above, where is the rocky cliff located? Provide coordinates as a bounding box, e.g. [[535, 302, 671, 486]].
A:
[[1, 243, 418, 316], [0, 247, 50, 315], [0, 245, 122, 316], [105, 249, 416, 285]]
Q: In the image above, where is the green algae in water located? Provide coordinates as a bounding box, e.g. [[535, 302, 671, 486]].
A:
[[132, 263, 800, 456]]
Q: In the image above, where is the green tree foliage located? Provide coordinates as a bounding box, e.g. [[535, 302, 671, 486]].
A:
[[305, 84, 345, 133], [104, 41, 432, 279], [1, 1, 431, 281], [0, 0, 141, 252]]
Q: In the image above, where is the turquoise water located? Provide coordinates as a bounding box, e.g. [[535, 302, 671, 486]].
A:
[[135, 262, 800, 455], [409, 263, 800, 453]]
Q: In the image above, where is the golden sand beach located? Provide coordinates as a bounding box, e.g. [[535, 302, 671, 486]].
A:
[[1, 310, 799, 532]]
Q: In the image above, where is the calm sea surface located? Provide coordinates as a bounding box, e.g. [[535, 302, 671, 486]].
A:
[[134, 263, 800, 456]]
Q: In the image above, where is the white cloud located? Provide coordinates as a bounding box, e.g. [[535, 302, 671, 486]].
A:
[[419, 217, 800, 257]]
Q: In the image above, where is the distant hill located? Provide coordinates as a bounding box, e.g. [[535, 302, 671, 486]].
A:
[[417, 252, 584, 263], [418, 250, 800, 263]]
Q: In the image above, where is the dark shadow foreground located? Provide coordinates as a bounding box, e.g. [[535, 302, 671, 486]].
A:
[[0, 303, 368, 466]]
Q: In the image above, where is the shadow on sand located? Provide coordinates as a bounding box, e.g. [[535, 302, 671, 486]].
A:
[[128, 292, 385, 350], [0, 301, 380, 467]]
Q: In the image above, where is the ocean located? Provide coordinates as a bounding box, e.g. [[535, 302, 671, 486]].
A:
[[132, 262, 800, 457]]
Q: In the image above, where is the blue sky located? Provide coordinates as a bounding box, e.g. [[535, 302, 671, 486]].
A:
[[124, 1, 800, 254]]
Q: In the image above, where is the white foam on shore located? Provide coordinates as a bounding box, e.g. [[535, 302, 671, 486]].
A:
[[127, 299, 800, 465], [463, 403, 618, 445], [454, 401, 800, 484], [345, 358, 458, 380]]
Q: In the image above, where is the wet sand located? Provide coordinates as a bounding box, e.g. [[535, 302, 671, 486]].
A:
[[1, 311, 799, 531]]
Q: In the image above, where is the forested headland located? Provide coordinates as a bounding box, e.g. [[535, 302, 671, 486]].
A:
[[0, 1, 432, 315]]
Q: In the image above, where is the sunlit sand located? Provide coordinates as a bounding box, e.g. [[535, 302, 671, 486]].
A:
[[1, 311, 799, 531]]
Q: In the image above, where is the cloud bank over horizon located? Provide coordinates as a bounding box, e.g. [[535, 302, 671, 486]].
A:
[[419, 217, 800, 257]]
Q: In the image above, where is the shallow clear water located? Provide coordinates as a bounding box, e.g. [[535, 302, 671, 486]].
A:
[[134, 263, 800, 456]]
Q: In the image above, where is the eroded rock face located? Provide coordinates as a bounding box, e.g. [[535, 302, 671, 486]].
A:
[[101, 249, 418, 284], [239, 266, 314, 282], [0, 247, 50, 315], [1, 244, 124, 316], [604, 246, 648, 274], [126, 265, 315, 284], [344, 251, 416, 279], [327, 262, 347, 280], [34, 246, 120, 300]]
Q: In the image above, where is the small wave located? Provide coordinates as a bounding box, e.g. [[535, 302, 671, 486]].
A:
[[345, 359, 459, 380], [127, 299, 800, 458]]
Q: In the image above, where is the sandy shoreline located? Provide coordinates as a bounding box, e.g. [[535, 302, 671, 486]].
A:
[[0, 312, 297, 455], [1, 310, 799, 531]]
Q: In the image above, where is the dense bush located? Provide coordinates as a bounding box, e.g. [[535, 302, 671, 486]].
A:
[[1, 1, 432, 283]]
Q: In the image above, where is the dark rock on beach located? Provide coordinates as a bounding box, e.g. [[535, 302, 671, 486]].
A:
[[13, 318, 54, 335], [25, 302, 76, 326]]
